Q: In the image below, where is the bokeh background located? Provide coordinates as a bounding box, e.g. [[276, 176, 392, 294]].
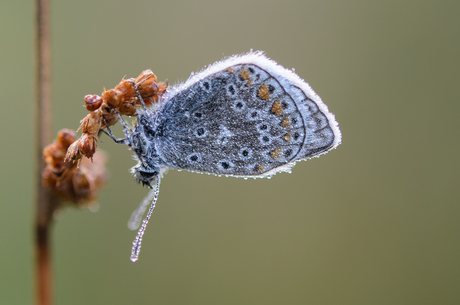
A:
[[1, 0, 459, 304]]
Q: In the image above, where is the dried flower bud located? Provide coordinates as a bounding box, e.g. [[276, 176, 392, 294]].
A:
[[118, 101, 137, 116], [136, 70, 158, 98], [43, 129, 108, 206], [79, 112, 102, 135], [102, 89, 119, 108], [135, 69, 158, 84], [115, 79, 137, 102], [78, 134, 97, 159], [84, 95, 103, 111], [56, 129, 76, 149], [65, 141, 83, 162]]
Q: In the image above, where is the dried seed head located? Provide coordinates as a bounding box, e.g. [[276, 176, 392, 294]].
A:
[[115, 79, 137, 102], [56, 129, 76, 148], [78, 133, 98, 159], [102, 89, 120, 108], [79, 112, 102, 134], [65, 70, 167, 163], [43, 129, 108, 206], [118, 101, 137, 116], [84, 95, 103, 111]]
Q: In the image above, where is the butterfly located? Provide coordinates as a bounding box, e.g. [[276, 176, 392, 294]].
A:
[[102, 51, 341, 261]]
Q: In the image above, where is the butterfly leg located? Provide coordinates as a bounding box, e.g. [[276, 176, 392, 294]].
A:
[[110, 107, 132, 132], [129, 79, 147, 111], [101, 116, 129, 145]]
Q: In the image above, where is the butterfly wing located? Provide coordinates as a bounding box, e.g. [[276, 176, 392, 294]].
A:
[[155, 53, 341, 178]]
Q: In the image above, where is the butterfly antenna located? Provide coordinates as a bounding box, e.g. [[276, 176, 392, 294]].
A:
[[130, 176, 161, 262]]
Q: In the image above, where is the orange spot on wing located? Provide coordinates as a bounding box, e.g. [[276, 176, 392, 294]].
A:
[[240, 68, 250, 80], [280, 117, 291, 128], [282, 131, 292, 143], [227, 68, 234, 73], [271, 100, 283, 116], [270, 148, 282, 160], [258, 84, 270, 100]]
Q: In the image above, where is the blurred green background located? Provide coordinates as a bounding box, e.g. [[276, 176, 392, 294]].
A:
[[1, 0, 459, 304]]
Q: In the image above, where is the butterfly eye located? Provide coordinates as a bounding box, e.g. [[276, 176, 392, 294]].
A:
[[144, 125, 155, 138], [136, 170, 157, 188]]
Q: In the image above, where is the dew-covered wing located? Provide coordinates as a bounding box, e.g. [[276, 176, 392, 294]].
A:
[[155, 62, 339, 177]]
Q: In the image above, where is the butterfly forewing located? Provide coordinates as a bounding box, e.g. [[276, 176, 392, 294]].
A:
[[155, 63, 336, 177]]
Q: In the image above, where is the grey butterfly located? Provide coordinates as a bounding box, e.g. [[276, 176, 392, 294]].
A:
[[103, 51, 341, 261]]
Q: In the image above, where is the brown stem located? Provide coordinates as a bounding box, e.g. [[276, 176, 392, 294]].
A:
[[35, 0, 57, 304], [35, 224, 55, 305]]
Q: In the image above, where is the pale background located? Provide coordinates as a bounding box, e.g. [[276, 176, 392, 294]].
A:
[[1, 0, 459, 304]]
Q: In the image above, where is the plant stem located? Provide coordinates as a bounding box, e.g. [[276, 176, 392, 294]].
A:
[[35, 0, 56, 304]]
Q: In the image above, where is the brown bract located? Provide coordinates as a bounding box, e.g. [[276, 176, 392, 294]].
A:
[[42, 129, 108, 206], [64, 70, 167, 162]]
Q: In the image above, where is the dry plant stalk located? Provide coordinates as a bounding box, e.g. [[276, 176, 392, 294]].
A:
[[64, 70, 167, 163]]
